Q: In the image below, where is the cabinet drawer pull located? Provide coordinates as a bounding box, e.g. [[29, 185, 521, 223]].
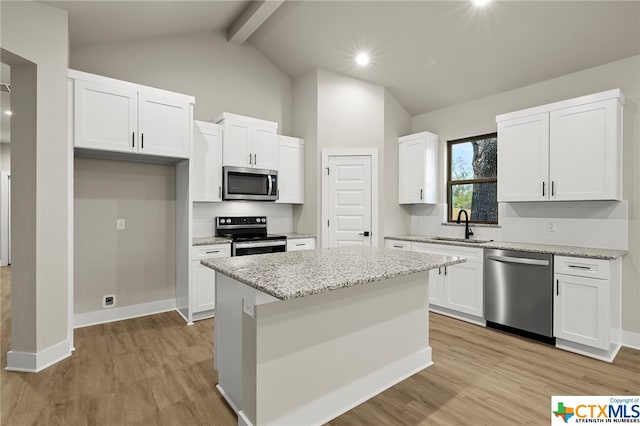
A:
[[295, 243, 305, 246], [393, 245, 404, 249], [568, 264, 591, 270], [206, 250, 221, 254]]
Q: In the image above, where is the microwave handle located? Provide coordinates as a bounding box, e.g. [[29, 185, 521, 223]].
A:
[[268, 174, 273, 196]]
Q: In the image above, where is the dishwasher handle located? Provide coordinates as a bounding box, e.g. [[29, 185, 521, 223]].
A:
[[486, 254, 550, 266]]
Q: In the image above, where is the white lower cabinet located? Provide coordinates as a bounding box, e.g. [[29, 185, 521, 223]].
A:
[[554, 256, 621, 361], [384, 239, 411, 251], [389, 240, 484, 323], [191, 244, 231, 319], [287, 237, 316, 252]]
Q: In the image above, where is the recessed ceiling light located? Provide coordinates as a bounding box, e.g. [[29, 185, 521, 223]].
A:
[[355, 52, 370, 67], [4, 110, 12, 116], [472, 0, 492, 7]]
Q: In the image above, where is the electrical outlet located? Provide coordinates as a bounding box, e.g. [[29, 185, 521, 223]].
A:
[[243, 300, 254, 318], [547, 221, 556, 232], [103, 294, 116, 308], [116, 218, 126, 230]]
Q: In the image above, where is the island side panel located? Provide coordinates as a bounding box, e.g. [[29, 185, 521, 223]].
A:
[[249, 271, 431, 426], [215, 273, 245, 413]]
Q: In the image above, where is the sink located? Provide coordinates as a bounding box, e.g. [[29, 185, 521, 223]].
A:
[[432, 237, 492, 244]]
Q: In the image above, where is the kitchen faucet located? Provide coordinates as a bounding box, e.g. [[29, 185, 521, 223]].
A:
[[456, 210, 474, 240]]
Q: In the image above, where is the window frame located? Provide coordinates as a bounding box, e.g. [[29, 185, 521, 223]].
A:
[[446, 132, 498, 225]]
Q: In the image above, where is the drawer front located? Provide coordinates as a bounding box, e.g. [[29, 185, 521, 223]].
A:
[[412, 242, 482, 262], [554, 256, 609, 279], [192, 244, 231, 260], [287, 238, 316, 252], [385, 239, 411, 251]]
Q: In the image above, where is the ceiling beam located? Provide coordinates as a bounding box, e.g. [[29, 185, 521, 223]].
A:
[[227, 0, 285, 45]]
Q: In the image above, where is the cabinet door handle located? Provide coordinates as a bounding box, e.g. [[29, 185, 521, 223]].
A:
[[249, 153, 252, 165], [254, 153, 257, 165], [542, 181, 545, 196], [420, 189, 423, 200], [444, 266, 447, 276], [219, 186, 222, 198], [551, 181, 555, 196], [556, 279, 559, 296], [141, 133, 144, 149], [132, 132, 135, 148], [438, 267, 442, 275]]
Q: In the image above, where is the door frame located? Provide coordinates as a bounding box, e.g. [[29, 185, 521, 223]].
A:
[[321, 149, 379, 249]]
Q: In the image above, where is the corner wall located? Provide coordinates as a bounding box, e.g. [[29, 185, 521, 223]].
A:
[[1, 0, 70, 365]]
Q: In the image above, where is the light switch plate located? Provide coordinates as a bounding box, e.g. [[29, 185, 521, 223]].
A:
[[116, 218, 126, 230]]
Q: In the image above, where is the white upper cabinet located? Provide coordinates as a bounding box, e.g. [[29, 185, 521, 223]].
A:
[[70, 69, 194, 159], [276, 135, 304, 204], [73, 79, 138, 153], [497, 89, 623, 202], [398, 131, 438, 204], [497, 113, 549, 202], [216, 113, 278, 170], [138, 91, 191, 158], [192, 121, 222, 202]]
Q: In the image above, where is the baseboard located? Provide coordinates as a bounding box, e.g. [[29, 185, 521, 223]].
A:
[[6, 339, 71, 373], [74, 298, 177, 328], [430, 306, 486, 327], [621, 330, 640, 350]]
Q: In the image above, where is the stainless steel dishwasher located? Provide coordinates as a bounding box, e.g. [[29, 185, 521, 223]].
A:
[[484, 249, 554, 339]]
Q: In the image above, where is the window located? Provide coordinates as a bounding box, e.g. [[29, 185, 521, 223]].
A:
[[447, 133, 497, 224]]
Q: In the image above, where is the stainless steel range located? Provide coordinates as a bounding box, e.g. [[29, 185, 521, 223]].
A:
[[216, 216, 286, 256]]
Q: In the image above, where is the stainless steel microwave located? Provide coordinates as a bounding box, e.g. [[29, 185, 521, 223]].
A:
[[223, 166, 278, 201]]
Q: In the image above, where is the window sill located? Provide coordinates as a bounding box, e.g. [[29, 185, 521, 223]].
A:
[[441, 222, 501, 228]]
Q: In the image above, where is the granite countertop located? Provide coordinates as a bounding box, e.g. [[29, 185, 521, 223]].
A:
[[281, 233, 316, 240], [193, 236, 232, 246], [201, 246, 465, 301], [385, 235, 627, 260]]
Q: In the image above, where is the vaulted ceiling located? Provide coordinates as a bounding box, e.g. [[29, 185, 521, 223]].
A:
[[40, 1, 640, 115]]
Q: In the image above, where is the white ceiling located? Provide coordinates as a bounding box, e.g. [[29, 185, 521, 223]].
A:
[[40, 1, 640, 115]]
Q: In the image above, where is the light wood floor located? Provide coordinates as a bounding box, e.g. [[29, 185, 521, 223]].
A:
[[1, 265, 638, 425]]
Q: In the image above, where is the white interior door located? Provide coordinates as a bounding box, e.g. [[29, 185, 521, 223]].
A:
[[328, 155, 372, 248]]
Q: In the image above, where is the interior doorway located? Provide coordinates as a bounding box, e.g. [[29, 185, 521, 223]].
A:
[[321, 149, 378, 249]]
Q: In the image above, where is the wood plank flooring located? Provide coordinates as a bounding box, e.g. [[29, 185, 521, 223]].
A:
[[1, 265, 638, 425]]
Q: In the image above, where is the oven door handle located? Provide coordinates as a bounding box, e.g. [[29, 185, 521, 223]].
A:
[[234, 240, 286, 249], [268, 174, 273, 196]]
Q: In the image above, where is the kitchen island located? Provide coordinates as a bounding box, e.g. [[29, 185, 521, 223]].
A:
[[202, 246, 464, 426]]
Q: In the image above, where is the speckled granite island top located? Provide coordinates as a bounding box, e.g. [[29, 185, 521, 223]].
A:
[[386, 235, 627, 260], [201, 246, 465, 300]]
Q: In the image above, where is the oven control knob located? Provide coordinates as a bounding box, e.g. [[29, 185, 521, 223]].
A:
[[261, 218, 266, 223], [256, 218, 260, 223], [225, 218, 231, 224]]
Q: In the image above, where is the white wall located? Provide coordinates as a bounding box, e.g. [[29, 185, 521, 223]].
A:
[[411, 55, 640, 335], [192, 202, 293, 237], [1, 0, 70, 356], [74, 158, 176, 314], [0, 144, 9, 171], [383, 89, 412, 238], [70, 31, 293, 133]]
